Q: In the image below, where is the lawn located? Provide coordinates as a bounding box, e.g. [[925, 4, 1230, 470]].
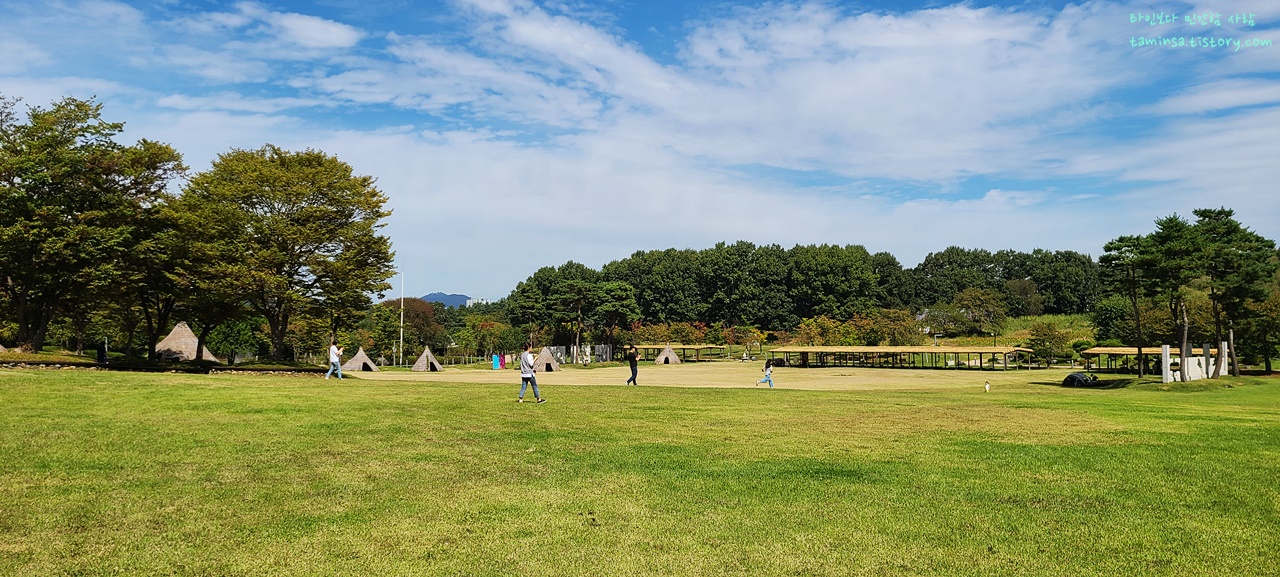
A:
[[1, 365, 1277, 576]]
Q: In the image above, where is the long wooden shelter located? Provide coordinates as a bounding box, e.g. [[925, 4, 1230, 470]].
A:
[[1081, 346, 1218, 373], [633, 344, 726, 362], [767, 345, 1034, 370]]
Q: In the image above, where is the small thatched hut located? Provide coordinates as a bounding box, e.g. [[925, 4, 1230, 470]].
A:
[[0, 343, 7, 354], [534, 347, 560, 372], [411, 346, 443, 372], [155, 321, 218, 362], [653, 345, 681, 365], [341, 347, 379, 372]]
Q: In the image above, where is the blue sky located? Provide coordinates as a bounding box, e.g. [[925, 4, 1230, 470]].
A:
[[2, 0, 1278, 299]]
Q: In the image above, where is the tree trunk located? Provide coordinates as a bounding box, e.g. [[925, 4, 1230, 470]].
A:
[[1265, 333, 1273, 374], [1130, 288, 1145, 378], [1229, 328, 1240, 377], [265, 307, 291, 362], [14, 294, 55, 352], [1210, 296, 1223, 378], [574, 304, 582, 364], [139, 295, 175, 362], [194, 322, 217, 369], [1179, 302, 1190, 383], [123, 324, 136, 358]]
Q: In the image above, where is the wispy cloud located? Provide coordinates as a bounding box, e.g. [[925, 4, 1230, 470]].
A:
[[236, 2, 365, 49]]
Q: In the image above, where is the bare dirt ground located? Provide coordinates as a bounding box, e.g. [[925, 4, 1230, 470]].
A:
[[351, 361, 1076, 392]]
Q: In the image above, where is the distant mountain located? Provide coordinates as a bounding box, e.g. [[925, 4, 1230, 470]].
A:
[[421, 292, 470, 308]]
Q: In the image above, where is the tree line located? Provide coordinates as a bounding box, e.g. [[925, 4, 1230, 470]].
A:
[[476, 243, 1102, 352]]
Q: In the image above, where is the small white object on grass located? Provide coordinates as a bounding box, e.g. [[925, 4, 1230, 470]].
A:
[[984, 381, 990, 392]]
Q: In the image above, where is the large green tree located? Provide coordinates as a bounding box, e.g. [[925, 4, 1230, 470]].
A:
[[1100, 235, 1156, 376], [951, 287, 1007, 337], [592, 281, 640, 348], [1191, 208, 1277, 376], [550, 279, 600, 360], [0, 96, 185, 351], [1148, 215, 1200, 381], [787, 244, 878, 320], [181, 145, 394, 360]]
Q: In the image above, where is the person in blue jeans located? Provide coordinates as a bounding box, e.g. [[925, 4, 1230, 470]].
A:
[[519, 343, 546, 403], [757, 359, 774, 388], [325, 340, 344, 380]]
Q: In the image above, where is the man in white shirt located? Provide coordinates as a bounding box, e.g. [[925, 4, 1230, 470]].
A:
[[518, 343, 546, 403], [325, 340, 344, 380]]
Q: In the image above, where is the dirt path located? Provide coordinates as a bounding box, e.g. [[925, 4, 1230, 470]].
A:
[[350, 361, 1073, 392]]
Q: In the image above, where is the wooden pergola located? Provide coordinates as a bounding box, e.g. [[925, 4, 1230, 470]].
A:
[[767, 345, 1034, 370], [1080, 346, 1218, 373], [633, 344, 727, 362]]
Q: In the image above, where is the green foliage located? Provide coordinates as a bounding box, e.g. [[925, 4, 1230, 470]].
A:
[[1026, 321, 1071, 365], [1243, 284, 1280, 370], [951, 287, 1007, 336], [206, 317, 268, 363], [921, 304, 966, 337], [787, 244, 878, 320], [1090, 294, 1132, 344], [864, 309, 927, 346], [592, 281, 640, 346], [1004, 278, 1044, 316]]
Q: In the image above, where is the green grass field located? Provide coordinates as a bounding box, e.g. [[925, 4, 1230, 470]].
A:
[[1, 365, 1277, 576]]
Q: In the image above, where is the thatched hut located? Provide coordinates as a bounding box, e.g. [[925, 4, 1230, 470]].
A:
[[411, 346, 443, 372], [653, 345, 681, 365], [155, 321, 218, 362], [534, 347, 560, 372], [341, 347, 379, 372]]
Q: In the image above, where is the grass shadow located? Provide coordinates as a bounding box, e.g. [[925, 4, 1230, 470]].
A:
[[1032, 377, 1141, 390]]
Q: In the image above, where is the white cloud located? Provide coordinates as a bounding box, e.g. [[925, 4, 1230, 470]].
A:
[[155, 92, 328, 113], [161, 46, 272, 83], [0, 76, 129, 107], [0, 39, 50, 74], [267, 11, 364, 48], [235, 2, 364, 49], [1147, 78, 1280, 115], [171, 10, 254, 35]]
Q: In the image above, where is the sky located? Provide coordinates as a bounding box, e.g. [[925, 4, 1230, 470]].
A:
[[2, 0, 1278, 300]]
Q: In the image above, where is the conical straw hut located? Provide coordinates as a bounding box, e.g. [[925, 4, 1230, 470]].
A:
[[341, 347, 380, 372], [653, 345, 681, 365], [411, 346, 443, 372], [155, 321, 218, 362], [534, 346, 560, 372]]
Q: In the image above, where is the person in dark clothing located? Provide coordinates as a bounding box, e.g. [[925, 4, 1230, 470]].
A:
[[624, 346, 640, 386]]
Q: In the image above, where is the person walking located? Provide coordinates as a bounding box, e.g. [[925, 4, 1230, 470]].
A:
[[756, 359, 774, 388], [519, 343, 546, 403], [624, 346, 640, 386], [325, 340, 344, 380]]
